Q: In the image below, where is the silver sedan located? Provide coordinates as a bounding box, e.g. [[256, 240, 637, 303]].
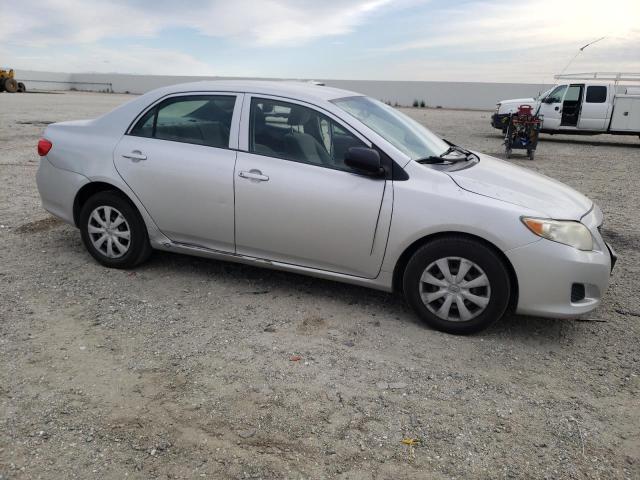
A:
[[35, 81, 616, 334]]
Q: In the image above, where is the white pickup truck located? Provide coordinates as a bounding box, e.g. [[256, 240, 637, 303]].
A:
[[492, 73, 640, 138]]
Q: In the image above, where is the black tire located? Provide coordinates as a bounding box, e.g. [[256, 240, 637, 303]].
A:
[[527, 149, 535, 160], [4, 78, 18, 93], [402, 236, 511, 334], [17, 82, 26, 93], [79, 191, 152, 269]]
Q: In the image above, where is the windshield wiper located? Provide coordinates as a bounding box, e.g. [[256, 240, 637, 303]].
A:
[[416, 140, 479, 165], [416, 155, 460, 164], [416, 143, 473, 164], [442, 139, 475, 157]]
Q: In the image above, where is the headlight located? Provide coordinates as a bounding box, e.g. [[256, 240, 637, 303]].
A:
[[495, 103, 501, 113], [521, 217, 593, 251]]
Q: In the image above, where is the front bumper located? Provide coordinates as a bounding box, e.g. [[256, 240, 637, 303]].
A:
[[605, 241, 617, 272], [505, 206, 615, 319]]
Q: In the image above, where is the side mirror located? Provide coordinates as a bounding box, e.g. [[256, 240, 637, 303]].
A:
[[344, 147, 384, 176]]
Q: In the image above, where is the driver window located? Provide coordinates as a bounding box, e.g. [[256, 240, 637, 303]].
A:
[[563, 85, 581, 102], [249, 98, 365, 171], [546, 85, 567, 103]]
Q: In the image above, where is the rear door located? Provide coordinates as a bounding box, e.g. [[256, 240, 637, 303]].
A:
[[233, 95, 391, 278], [578, 84, 610, 130], [114, 93, 242, 252]]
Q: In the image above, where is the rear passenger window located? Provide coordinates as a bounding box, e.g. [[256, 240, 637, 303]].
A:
[[130, 95, 235, 148], [586, 86, 607, 103], [130, 108, 155, 137], [249, 98, 366, 171]]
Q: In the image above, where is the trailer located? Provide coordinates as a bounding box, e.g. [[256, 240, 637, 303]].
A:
[[504, 104, 541, 160]]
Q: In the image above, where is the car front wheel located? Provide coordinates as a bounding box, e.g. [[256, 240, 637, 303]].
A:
[[79, 191, 152, 269], [403, 236, 511, 334]]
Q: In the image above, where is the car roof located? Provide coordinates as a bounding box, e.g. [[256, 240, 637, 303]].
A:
[[149, 80, 362, 103]]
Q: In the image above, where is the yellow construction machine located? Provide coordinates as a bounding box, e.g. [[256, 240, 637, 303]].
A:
[[0, 68, 26, 93]]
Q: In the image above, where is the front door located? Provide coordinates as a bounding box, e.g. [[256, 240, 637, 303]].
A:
[[538, 84, 566, 130], [233, 96, 390, 278], [560, 84, 584, 127], [114, 94, 241, 252]]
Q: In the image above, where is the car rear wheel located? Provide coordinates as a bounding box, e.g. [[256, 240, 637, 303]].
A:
[[79, 191, 152, 269], [403, 236, 511, 334]]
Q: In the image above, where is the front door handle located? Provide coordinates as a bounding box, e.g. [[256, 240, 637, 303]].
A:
[[122, 150, 147, 162], [239, 170, 269, 182]]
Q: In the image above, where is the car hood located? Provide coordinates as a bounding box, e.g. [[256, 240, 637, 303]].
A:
[[447, 153, 592, 220], [499, 97, 536, 105]]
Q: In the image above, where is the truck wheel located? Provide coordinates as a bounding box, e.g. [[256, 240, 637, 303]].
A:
[[4, 78, 18, 93], [402, 236, 511, 334], [17, 82, 26, 93]]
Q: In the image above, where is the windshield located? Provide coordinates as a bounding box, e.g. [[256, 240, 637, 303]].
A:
[[332, 96, 449, 160], [536, 88, 553, 101]]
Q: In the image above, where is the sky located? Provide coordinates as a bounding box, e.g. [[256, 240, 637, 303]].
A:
[[0, 0, 638, 83]]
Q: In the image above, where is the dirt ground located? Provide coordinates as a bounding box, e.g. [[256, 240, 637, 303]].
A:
[[1, 91, 638, 479]]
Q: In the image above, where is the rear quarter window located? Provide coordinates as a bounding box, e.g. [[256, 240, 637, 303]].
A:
[[586, 86, 607, 103]]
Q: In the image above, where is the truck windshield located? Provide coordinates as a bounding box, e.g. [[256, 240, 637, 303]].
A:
[[332, 96, 449, 160], [536, 88, 553, 101], [545, 85, 568, 103]]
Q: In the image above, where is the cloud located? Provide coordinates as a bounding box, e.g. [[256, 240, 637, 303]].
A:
[[0, 45, 215, 75], [375, 0, 640, 81], [382, 0, 639, 54], [376, 45, 640, 83], [0, 0, 393, 47], [1, 0, 637, 81]]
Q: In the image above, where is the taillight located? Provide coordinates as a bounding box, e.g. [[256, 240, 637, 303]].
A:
[[38, 138, 52, 156]]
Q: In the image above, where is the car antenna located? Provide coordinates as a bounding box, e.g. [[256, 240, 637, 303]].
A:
[[558, 37, 607, 76]]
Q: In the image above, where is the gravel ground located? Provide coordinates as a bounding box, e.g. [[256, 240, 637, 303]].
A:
[[1, 91, 638, 479]]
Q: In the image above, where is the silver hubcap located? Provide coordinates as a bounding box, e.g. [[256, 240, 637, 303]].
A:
[[87, 206, 131, 259], [419, 257, 491, 322]]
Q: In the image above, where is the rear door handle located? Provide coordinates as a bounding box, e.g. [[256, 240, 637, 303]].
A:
[[122, 150, 147, 162], [239, 170, 269, 182]]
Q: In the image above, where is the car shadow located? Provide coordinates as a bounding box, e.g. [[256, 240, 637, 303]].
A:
[[141, 250, 596, 342], [539, 136, 640, 148], [146, 249, 411, 311], [484, 132, 639, 148], [482, 313, 603, 344]]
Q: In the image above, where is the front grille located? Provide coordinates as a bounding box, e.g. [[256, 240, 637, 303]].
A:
[[571, 283, 586, 303]]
